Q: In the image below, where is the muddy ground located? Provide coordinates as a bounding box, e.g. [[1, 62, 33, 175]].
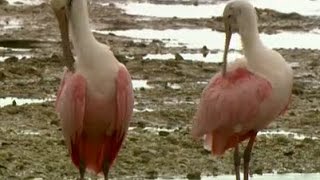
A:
[[1, 0, 320, 179]]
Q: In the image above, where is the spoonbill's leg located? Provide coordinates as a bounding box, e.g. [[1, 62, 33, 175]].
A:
[[79, 160, 86, 180], [243, 132, 257, 180], [103, 160, 110, 180], [234, 144, 241, 180]]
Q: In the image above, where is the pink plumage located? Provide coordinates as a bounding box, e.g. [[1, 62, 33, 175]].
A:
[[191, 1, 293, 179], [51, 0, 135, 178], [192, 67, 289, 155], [56, 65, 134, 174]]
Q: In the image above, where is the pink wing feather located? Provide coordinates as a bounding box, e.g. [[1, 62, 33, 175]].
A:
[[97, 64, 133, 171], [192, 68, 272, 154], [114, 64, 134, 140], [56, 69, 86, 151]]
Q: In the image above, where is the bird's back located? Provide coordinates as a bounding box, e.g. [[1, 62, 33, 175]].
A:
[[192, 65, 273, 155]]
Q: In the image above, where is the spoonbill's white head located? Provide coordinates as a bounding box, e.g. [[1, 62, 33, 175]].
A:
[[223, 0, 258, 34], [222, 0, 258, 76]]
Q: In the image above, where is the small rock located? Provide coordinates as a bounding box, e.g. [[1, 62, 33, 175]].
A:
[[50, 119, 59, 126], [302, 138, 315, 144], [0, 0, 8, 5], [0, 141, 10, 147], [253, 167, 263, 175], [58, 139, 65, 145], [114, 54, 128, 64], [137, 43, 147, 48], [14, 1, 23, 5], [200, 149, 210, 155], [108, 3, 115, 8], [6, 107, 20, 114], [158, 131, 169, 136], [193, 0, 199, 6], [175, 53, 184, 61], [283, 150, 294, 156], [12, 100, 16, 106], [50, 53, 59, 59], [137, 121, 146, 128], [185, 96, 192, 101], [0, 71, 5, 80], [186, 172, 201, 179], [289, 111, 295, 116], [4, 56, 18, 63], [201, 45, 209, 57], [0, 164, 6, 169], [145, 170, 158, 179]]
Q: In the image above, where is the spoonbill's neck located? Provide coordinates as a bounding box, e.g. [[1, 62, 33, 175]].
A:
[[238, 19, 264, 59], [69, 0, 95, 53]]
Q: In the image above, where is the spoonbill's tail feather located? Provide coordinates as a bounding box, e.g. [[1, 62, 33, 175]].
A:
[[71, 133, 125, 173]]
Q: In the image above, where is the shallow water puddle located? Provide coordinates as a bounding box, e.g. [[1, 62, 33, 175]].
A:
[[197, 81, 208, 85], [17, 130, 40, 136], [164, 99, 195, 105], [155, 173, 320, 180], [0, 47, 32, 52], [132, 80, 153, 90], [94, 28, 320, 49], [144, 53, 300, 66], [289, 62, 300, 68], [143, 53, 174, 60], [0, 47, 33, 62], [113, 0, 320, 18], [0, 97, 54, 108], [133, 107, 154, 113], [129, 126, 179, 132], [168, 83, 181, 90], [311, 28, 320, 34], [129, 127, 318, 140], [0, 54, 32, 62], [6, 0, 44, 6], [258, 130, 318, 140], [113, 2, 222, 18], [143, 52, 242, 63]]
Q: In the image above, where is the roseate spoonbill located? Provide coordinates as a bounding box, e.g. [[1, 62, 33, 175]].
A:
[[51, 0, 134, 179], [192, 1, 293, 180]]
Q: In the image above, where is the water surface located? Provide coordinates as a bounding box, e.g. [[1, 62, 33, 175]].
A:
[[113, 0, 320, 18], [94, 29, 320, 49], [0, 97, 54, 107], [6, 0, 43, 6], [156, 173, 320, 180], [132, 80, 153, 90]]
